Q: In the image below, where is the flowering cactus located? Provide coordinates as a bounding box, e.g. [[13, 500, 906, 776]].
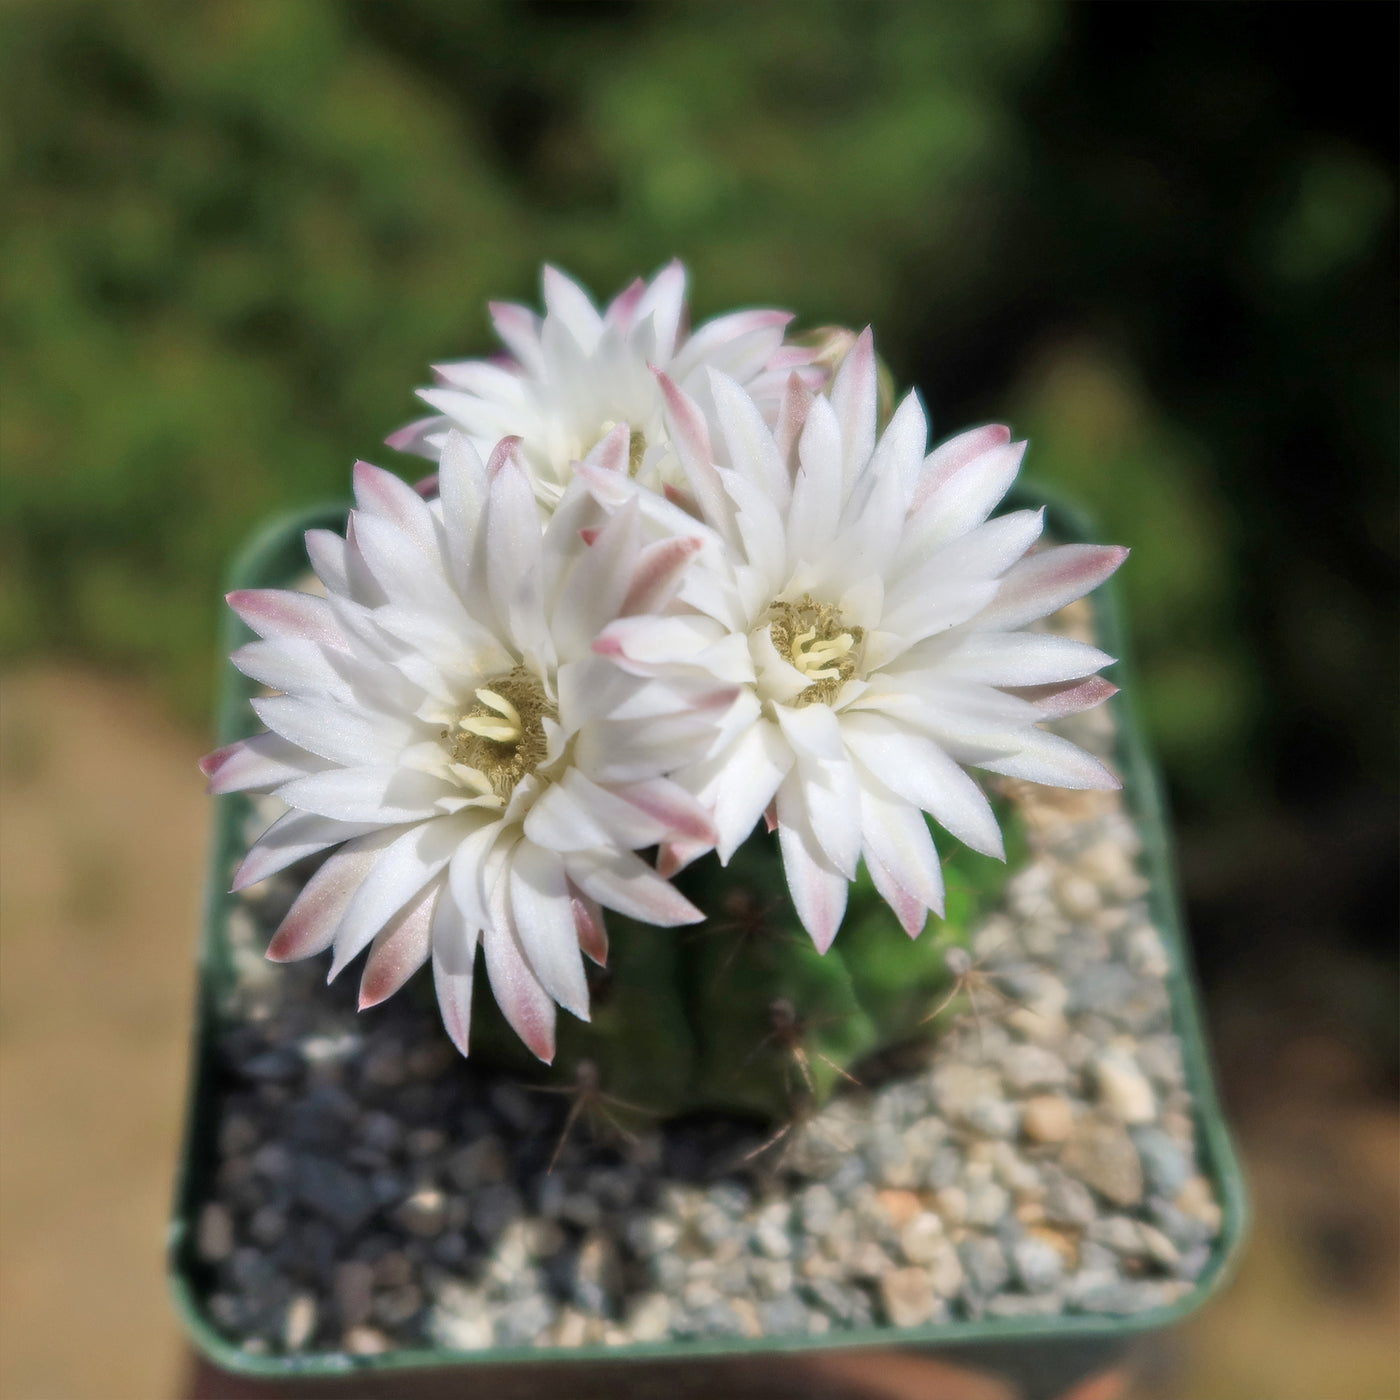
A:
[[203, 265, 1126, 1120]]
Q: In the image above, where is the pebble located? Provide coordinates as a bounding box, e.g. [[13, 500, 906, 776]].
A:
[[753, 1200, 794, 1259], [1131, 1126, 1192, 1197], [281, 1293, 316, 1351], [1001, 1044, 1071, 1094], [625, 1292, 672, 1342], [1042, 1173, 1097, 1228], [1012, 1237, 1065, 1293], [249, 1206, 286, 1247], [196, 1203, 235, 1263], [429, 1283, 493, 1350], [1021, 1094, 1075, 1145], [293, 1155, 377, 1233], [343, 1325, 392, 1355], [1092, 1048, 1157, 1124], [394, 1186, 448, 1238], [332, 1261, 375, 1328], [963, 1182, 1011, 1228], [958, 1235, 1010, 1296], [1061, 1112, 1145, 1207], [880, 1267, 937, 1327], [898, 1213, 945, 1265]]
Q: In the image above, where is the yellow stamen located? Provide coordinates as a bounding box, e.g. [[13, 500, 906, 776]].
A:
[[458, 688, 523, 743], [446, 667, 555, 801], [767, 596, 864, 706]]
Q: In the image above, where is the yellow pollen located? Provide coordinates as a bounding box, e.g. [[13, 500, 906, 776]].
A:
[[446, 668, 554, 801], [767, 595, 864, 706]]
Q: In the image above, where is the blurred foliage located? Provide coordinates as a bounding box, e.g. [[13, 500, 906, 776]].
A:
[[1, 0, 1394, 837]]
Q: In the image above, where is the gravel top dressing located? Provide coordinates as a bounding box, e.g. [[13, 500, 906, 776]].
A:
[[186, 662, 1225, 1364]]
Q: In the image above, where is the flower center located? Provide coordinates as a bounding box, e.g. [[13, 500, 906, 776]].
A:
[[767, 595, 864, 707], [447, 667, 555, 802]]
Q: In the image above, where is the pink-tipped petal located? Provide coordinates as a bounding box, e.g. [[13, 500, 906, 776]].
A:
[[509, 842, 590, 1020], [542, 265, 603, 349], [662, 483, 700, 516], [200, 733, 322, 795], [764, 800, 778, 834], [656, 839, 709, 879], [583, 422, 632, 475], [654, 370, 732, 528], [430, 893, 480, 1058], [352, 460, 436, 553], [488, 300, 545, 375], [911, 424, 1013, 512], [566, 848, 704, 927], [605, 276, 648, 329], [775, 784, 848, 955], [413, 472, 439, 500], [829, 327, 877, 482], [1014, 676, 1120, 718], [266, 833, 393, 961], [232, 810, 375, 893], [385, 414, 447, 457], [864, 849, 930, 938], [485, 435, 524, 479], [226, 590, 343, 648], [358, 879, 438, 1008], [482, 915, 557, 1064], [609, 777, 719, 846], [620, 536, 703, 616], [978, 545, 1130, 631], [569, 881, 608, 966]]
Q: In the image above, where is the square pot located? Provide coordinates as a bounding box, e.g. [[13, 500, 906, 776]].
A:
[[168, 488, 1247, 1384]]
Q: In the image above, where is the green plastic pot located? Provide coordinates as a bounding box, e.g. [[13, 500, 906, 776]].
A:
[[168, 486, 1248, 1386]]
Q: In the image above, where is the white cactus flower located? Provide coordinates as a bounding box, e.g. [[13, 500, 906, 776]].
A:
[[200, 430, 731, 1062], [388, 261, 821, 509], [580, 332, 1128, 951]]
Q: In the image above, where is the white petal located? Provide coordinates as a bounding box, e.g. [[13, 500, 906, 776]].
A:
[[775, 774, 849, 952], [564, 849, 704, 926], [431, 891, 480, 1056], [976, 544, 1129, 631], [232, 810, 381, 891], [251, 695, 403, 766], [842, 714, 1005, 858], [509, 842, 590, 1019], [858, 784, 944, 927], [902, 440, 1025, 557], [266, 828, 401, 960], [275, 765, 448, 824], [231, 639, 349, 698], [787, 394, 845, 563], [828, 327, 877, 488], [975, 728, 1121, 791], [226, 589, 344, 648], [482, 845, 557, 1061], [352, 460, 438, 555], [359, 876, 439, 1007], [542, 264, 604, 350], [939, 632, 1115, 686], [200, 732, 328, 795], [329, 818, 462, 978], [708, 369, 790, 508]]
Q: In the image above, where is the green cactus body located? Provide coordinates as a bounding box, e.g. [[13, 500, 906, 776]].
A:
[[470, 801, 1023, 1124]]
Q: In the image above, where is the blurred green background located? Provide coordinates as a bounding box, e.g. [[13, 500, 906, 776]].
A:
[[1, 0, 1394, 997]]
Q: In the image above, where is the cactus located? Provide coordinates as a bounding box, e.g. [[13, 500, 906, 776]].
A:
[[468, 802, 1023, 1122]]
